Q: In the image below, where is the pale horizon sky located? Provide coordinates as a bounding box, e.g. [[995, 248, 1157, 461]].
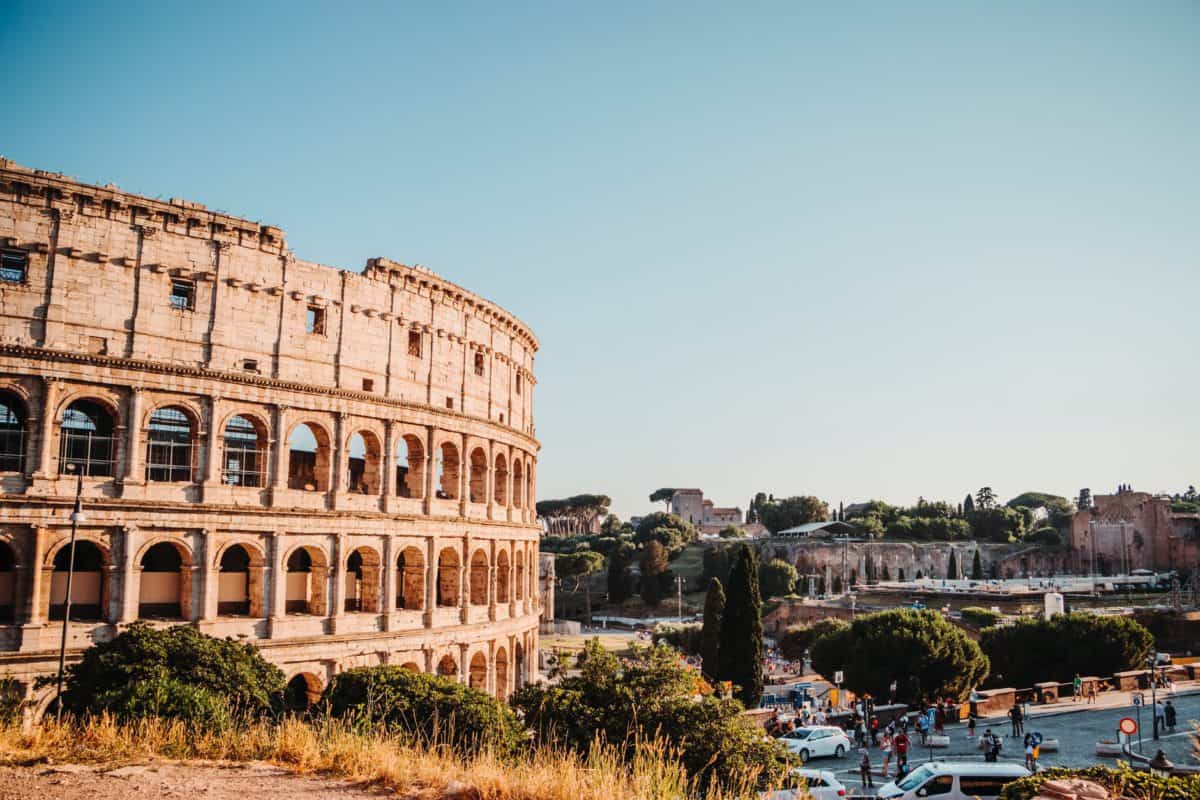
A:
[[3, 2, 1197, 519]]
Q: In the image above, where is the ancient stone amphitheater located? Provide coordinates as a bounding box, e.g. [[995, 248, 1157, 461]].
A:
[[0, 158, 541, 715]]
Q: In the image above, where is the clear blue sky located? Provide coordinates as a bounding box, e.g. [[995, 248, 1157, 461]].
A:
[[3, 2, 1197, 518]]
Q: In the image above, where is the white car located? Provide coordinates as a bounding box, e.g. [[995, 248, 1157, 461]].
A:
[[777, 726, 851, 762], [876, 761, 1030, 800], [761, 768, 847, 800]]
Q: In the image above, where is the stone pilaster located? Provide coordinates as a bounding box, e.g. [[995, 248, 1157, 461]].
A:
[[330, 534, 346, 629], [33, 378, 59, 479], [423, 536, 436, 628], [123, 387, 145, 486], [380, 420, 395, 513], [200, 529, 218, 622], [118, 525, 139, 624], [268, 532, 287, 635], [201, 395, 223, 500]]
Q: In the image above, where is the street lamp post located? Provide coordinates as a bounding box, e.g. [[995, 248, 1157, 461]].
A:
[[1148, 653, 1160, 741], [54, 464, 87, 722]]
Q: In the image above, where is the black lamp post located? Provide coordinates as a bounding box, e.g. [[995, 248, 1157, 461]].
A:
[[53, 463, 86, 722], [1148, 653, 1159, 741]]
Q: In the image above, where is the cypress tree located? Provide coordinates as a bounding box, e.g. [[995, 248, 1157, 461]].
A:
[[700, 577, 725, 679], [607, 545, 632, 603], [717, 545, 763, 708], [898, 568, 906, 582], [963, 493, 975, 514], [947, 550, 958, 580], [971, 549, 984, 580]]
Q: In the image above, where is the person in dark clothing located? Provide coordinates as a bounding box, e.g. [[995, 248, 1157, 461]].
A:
[[1009, 703, 1023, 737], [1165, 700, 1177, 731]]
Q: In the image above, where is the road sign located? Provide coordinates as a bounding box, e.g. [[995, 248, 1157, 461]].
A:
[[1132, 694, 1143, 707], [1118, 717, 1138, 735], [834, 670, 844, 684], [1030, 732, 1043, 746]]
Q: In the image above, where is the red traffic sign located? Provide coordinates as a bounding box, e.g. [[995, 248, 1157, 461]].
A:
[[1118, 717, 1138, 735]]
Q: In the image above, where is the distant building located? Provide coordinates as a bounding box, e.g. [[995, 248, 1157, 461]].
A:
[[1071, 485, 1200, 574], [667, 488, 746, 534]]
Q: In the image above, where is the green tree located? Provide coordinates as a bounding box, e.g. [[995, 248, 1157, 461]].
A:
[[702, 543, 735, 586], [960, 607, 1002, 628], [634, 512, 699, 555], [717, 546, 763, 707], [809, 610, 988, 703], [758, 495, 830, 533], [639, 540, 669, 605], [648, 488, 676, 511], [321, 666, 523, 755], [55, 623, 285, 725], [980, 613, 1153, 688], [778, 618, 850, 661], [537, 494, 612, 535], [968, 506, 1026, 543], [700, 578, 725, 678], [718, 524, 743, 539], [963, 493, 975, 514], [606, 543, 635, 604], [512, 640, 786, 793], [971, 549, 984, 580], [946, 550, 958, 579], [557, 551, 604, 622], [758, 558, 798, 598], [975, 486, 997, 510]]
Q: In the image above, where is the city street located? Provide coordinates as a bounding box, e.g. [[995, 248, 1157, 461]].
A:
[[809, 690, 1200, 795]]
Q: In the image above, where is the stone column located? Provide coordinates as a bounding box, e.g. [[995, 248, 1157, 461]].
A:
[[201, 395, 223, 498], [423, 426, 436, 515], [123, 387, 145, 484], [423, 536, 436, 628], [488, 539, 497, 622], [485, 440, 495, 521], [380, 420, 395, 513], [268, 405, 288, 503], [200, 529, 218, 621], [460, 536, 471, 624], [457, 432, 468, 517], [330, 413, 345, 509], [505, 445, 515, 523], [268, 532, 287, 635], [508, 542, 518, 617], [23, 526, 47, 625], [33, 378, 60, 478], [457, 642, 470, 686], [381, 534, 395, 626], [487, 638, 496, 696], [118, 526, 139, 623], [423, 647, 434, 674], [331, 534, 346, 625]]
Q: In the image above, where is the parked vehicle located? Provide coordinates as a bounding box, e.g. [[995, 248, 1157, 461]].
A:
[[760, 768, 847, 800], [876, 761, 1029, 800], [777, 726, 851, 762]]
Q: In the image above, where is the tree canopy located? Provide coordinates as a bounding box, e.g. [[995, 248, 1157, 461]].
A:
[[758, 558, 798, 599], [758, 496, 829, 534], [717, 546, 764, 707], [634, 512, 699, 555], [980, 613, 1153, 688], [537, 494, 612, 535], [700, 578, 725, 679]]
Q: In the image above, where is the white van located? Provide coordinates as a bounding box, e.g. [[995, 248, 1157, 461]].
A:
[[876, 761, 1030, 800]]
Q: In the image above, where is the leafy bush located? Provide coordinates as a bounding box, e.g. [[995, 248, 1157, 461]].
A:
[[759, 558, 798, 598], [634, 512, 699, 555], [810, 610, 988, 703], [959, 606, 1002, 628], [55, 622, 284, 723], [320, 666, 523, 755], [884, 516, 970, 541], [778, 618, 849, 661], [652, 622, 703, 655], [1025, 527, 1062, 546], [511, 640, 787, 793], [980, 613, 1153, 688], [1000, 765, 1200, 800]]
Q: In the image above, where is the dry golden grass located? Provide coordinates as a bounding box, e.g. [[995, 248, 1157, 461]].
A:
[[0, 715, 769, 800]]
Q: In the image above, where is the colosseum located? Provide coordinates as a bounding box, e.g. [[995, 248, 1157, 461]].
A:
[[0, 158, 541, 715]]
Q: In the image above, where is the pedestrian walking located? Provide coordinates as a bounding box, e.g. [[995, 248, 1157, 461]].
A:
[[1009, 702, 1023, 737], [859, 746, 873, 788], [916, 712, 928, 745], [1165, 700, 1177, 731], [893, 730, 910, 770], [967, 709, 977, 739], [1087, 682, 1098, 704], [871, 715, 880, 745], [1072, 673, 1082, 702], [1154, 700, 1166, 736], [1023, 734, 1033, 771], [880, 732, 893, 778]]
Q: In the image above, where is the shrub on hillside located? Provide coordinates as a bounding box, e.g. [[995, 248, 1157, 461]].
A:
[[652, 621, 703, 655], [1025, 527, 1062, 546], [959, 606, 1002, 628], [759, 558, 799, 598], [511, 640, 787, 793], [53, 623, 285, 725], [999, 765, 1200, 800], [980, 612, 1153, 688], [777, 618, 850, 661], [320, 666, 523, 755]]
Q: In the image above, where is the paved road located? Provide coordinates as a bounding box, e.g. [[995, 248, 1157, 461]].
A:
[[803, 690, 1199, 796]]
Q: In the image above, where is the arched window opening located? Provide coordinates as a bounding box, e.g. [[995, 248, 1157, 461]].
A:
[[139, 542, 186, 619], [50, 540, 105, 621], [469, 652, 487, 690], [0, 392, 26, 473], [436, 442, 459, 500], [436, 654, 457, 678], [223, 415, 265, 487], [284, 673, 322, 713], [496, 551, 510, 605], [493, 454, 508, 506], [146, 407, 195, 483], [285, 547, 327, 615], [468, 448, 487, 504], [0, 542, 16, 622], [396, 546, 424, 610], [436, 547, 460, 607], [218, 544, 251, 616], [469, 549, 489, 606], [396, 435, 425, 498], [59, 400, 116, 477], [512, 459, 524, 509], [494, 647, 509, 701], [343, 547, 381, 613], [346, 431, 381, 494], [288, 423, 330, 492]]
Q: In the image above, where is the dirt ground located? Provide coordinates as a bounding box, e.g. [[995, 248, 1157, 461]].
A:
[[0, 762, 392, 799]]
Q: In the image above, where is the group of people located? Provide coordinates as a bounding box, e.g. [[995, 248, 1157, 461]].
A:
[[1071, 674, 1100, 703], [857, 716, 912, 788]]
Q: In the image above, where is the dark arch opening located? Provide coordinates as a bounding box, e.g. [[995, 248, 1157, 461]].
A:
[[0, 391, 26, 473], [218, 544, 251, 616], [139, 542, 185, 619], [50, 540, 105, 621], [0, 542, 15, 622]]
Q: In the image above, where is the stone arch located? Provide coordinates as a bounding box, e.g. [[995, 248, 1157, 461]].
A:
[[515, 549, 526, 601], [346, 429, 382, 495], [469, 549, 489, 606], [47, 537, 110, 622], [137, 539, 193, 619], [436, 547, 460, 607], [436, 653, 458, 678], [287, 421, 332, 492], [217, 541, 266, 616], [494, 646, 509, 700], [437, 441, 459, 500], [0, 540, 16, 622], [468, 447, 487, 503], [345, 545, 381, 613], [221, 413, 268, 488], [284, 672, 323, 712], [145, 405, 199, 483], [512, 459, 524, 509], [0, 388, 29, 474], [493, 452, 508, 506], [495, 549, 510, 604], [396, 545, 424, 610], [395, 433, 425, 498], [59, 397, 118, 477], [284, 545, 329, 616], [469, 651, 487, 691]]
